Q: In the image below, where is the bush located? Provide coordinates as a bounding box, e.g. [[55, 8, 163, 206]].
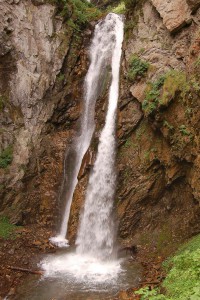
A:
[[0, 145, 13, 169], [127, 55, 149, 81], [142, 75, 165, 114]]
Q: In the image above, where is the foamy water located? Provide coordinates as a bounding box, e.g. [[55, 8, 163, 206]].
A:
[[41, 253, 122, 284]]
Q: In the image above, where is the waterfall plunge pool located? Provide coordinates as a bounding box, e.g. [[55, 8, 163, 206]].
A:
[[15, 248, 143, 300]]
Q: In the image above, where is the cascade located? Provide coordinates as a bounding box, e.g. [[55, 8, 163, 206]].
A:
[[76, 13, 124, 261], [42, 13, 124, 285], [50, 12, 122, 247]]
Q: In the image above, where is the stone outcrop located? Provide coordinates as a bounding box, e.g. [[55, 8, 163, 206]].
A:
[[151, 0, 192, 33]]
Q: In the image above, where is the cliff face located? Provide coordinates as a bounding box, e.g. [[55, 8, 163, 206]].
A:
[[116, 0, 200, 253], [0, 0, 199, 255], [0, 0, 90, 227]]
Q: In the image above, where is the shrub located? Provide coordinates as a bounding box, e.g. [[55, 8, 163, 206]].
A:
[[0, 145, 13, 169], [127, 55, 149, 81], [142, 75, 165, 114]]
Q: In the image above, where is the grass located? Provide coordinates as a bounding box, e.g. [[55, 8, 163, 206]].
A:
[[0, 145, 13, 169], [0, 216, 18, 239], [142, 70, 188, 115], [112, 1, 126, 14], [135, 234, 200, 299], [127, 55, 149, 81]]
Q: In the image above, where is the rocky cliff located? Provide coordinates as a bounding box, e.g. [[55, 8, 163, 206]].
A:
[[0, 0, 91, 228], [116, 0, 200, 254], [0, 0, 200, 261]]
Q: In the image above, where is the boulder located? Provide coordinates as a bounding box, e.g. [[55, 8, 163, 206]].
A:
[[151, 0, 192, 33]]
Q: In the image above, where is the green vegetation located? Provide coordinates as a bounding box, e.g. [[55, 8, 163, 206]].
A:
[[135, 234, 200, 299], [179, 125, 191, 136], [112, 1, 126, 14], [160, 70, 187, 106], [0, 145, 13, 169], [49, 0, 101, 29], [127, 55, 149, 81], [0, 95, 8, 111], [0, 216, 17, 239], [57, 73, 65, 81], [142, 70, 187, 115], [124, 0, 146, 10], [163, 121, 174, 131], [142, 75, 165, 114]]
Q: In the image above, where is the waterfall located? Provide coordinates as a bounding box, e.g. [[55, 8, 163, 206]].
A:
[[76, 13, 124, 260], [50, 12, 123, 247], [42, 13, 124, 283]]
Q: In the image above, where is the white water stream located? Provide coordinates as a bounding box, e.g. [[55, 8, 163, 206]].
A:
[[51, 13, 123, 248], [42, 13, 124, 285]]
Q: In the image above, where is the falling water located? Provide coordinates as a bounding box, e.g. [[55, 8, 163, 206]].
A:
[[41, 12, 124, 288], [76, 13, 124, 261], [50, 12, 123, 247]]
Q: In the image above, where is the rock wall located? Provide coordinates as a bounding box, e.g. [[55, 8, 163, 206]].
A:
[[116, 0, 200, 254], [0, 0, 90, 227], [0, 0, 199, 256]]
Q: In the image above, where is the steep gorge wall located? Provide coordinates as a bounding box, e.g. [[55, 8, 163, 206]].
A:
[[0, 0, 90, 227], [116, 0, 200, 254], [0, 0, 199, 256]]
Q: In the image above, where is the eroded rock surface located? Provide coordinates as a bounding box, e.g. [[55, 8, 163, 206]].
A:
[[0, 0, 89, 226], [151, 0, 192, 32], [116, 0, 200, 252]]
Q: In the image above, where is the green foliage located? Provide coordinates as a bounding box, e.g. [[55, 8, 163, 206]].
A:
[[0, 95, 8, 111], [57, 73, 65, 81], [163, 121, 174, 131], [49, 0, 101, 29], [142, 75, 165, 113], [127, 55, 149, 81], [0, 216, 17, 239], [135, 287, 164, 300], [160, 70, 187, 105], [0, 145, 13, 169], [142, 70, 187, 115], [124, 0, 145, 10], [135, 234, 200, 300], [112, 1, 126, 14], [179, 125, 191, 136]]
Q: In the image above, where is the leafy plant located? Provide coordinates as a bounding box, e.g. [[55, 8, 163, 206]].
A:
[[0, 216, 17, 239], [142, 75, 165, 114], [0, 145, 13, 169], [134, 234, 200, 300], [127, 55, 149, 81]]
